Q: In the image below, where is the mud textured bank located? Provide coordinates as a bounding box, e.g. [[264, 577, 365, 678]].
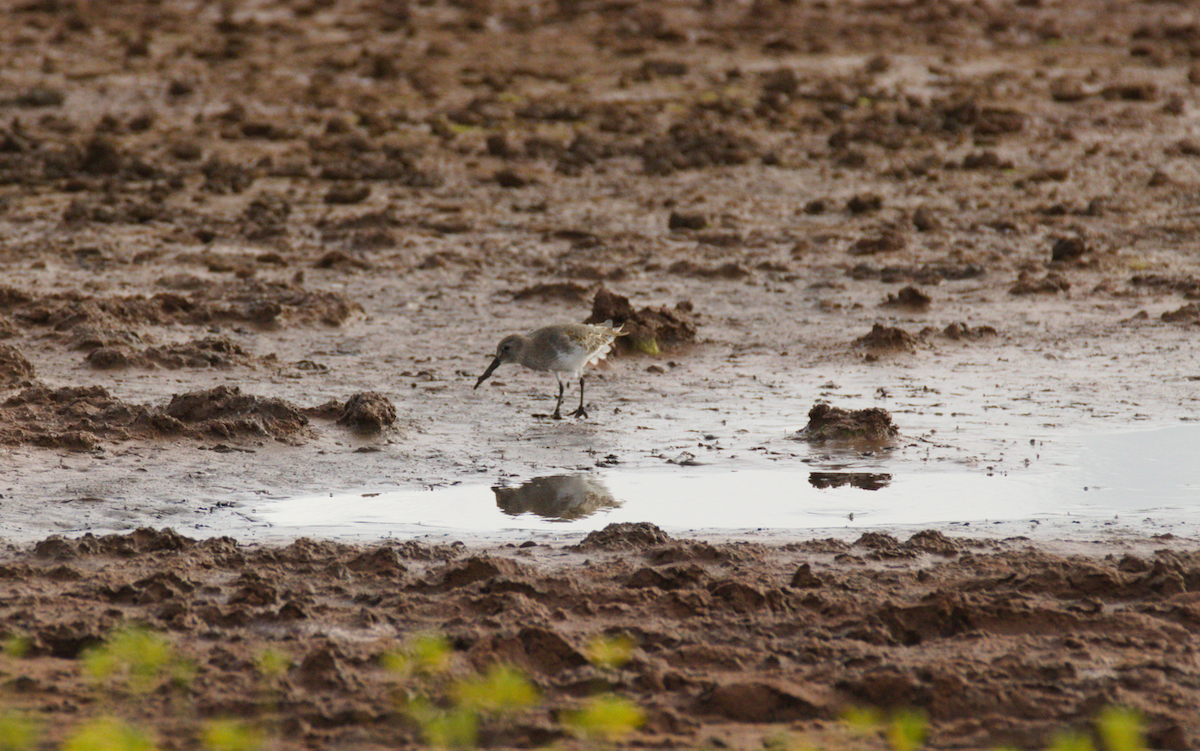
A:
[[1, 526, 1197, 749]]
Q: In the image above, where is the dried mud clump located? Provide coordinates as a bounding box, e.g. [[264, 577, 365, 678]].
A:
[[796, 403, 899, 443], [853, 323, 919, 353], [849, 231, 906, 256], [930, 322, 999, 340], [511, 281, 592, 303], [85, 337, 252, 370], [574, 522, 672, 550], [1010, 271, 1070, 295], [1161, 304, 1200, 324], [2, 282, 361, 333], [880, 286, 931, 310], [164, 385, 311, 443], [640, 121, 760, 175], [1050, 236, 1091, 263], [1129, 274, 1200, 299], [586, 287, 696, 356], [0, 385, 159, 449], [0, 343, 35, 387], [334, 392, 397, 434]]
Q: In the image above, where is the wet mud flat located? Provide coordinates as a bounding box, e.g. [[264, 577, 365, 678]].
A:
[[5, 524, 1200, 750], [2, 0, 1200, 747]]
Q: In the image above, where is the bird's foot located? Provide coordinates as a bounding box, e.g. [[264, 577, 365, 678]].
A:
[[551, 410, 563, 420], [570, 406, 588, 419]]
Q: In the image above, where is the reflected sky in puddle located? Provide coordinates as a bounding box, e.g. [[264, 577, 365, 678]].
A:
[[255, 425, 1200, 539]]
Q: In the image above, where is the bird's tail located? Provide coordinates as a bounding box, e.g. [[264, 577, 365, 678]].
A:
[[601, 319, 628, 336]]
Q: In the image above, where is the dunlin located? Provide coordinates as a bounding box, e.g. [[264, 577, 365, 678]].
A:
[[474, 321, 625, 419]]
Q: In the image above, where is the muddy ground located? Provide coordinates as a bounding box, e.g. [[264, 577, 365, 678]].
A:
[[2, 0, 1200, 746]]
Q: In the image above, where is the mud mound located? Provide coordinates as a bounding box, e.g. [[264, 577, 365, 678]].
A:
[[86, 336, 252, 370], [853, 323, 920, 352], [795, 403, 899, 443], [2, 282, 361, 332], [640, 121, 760, 175], [0, 384, 161, 449], [1010, 271, 1071, 295], [925, 322, 1000, 340], [334, 392, 397, 434], [0, 343, 35, 387], [586, 288, 696, 356], [574, 522, 672, 550], [164, 385, 311, 443], [879, 286, 932, 311], [0, 383, 322, 448]]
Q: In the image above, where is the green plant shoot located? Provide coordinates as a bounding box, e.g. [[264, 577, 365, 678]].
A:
[[0, 711, 39, 751], [584, 634, 635, 670], [1098, 707, 1145, 751], [452, 664, 539, 714], [565, 695, 645, 742], [63, 716, 156, 751], [202, 719, 264, 751]]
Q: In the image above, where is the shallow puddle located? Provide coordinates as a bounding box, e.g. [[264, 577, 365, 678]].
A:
[[253, 424, 1200, 541]]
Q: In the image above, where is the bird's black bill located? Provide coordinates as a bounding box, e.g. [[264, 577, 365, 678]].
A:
[[475, 357, 501, 389]]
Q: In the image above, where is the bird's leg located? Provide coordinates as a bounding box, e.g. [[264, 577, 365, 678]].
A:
[[552, 377, 565, 420], [571, 376, 588, 418]]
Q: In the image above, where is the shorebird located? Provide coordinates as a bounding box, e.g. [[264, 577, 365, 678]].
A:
[[474, 321, 625, 419]]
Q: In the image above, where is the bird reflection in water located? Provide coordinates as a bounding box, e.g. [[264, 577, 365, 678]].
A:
[[493, 475, 621, 521]]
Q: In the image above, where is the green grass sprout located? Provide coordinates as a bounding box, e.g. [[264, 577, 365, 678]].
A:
[[565, 695, 645, 742]]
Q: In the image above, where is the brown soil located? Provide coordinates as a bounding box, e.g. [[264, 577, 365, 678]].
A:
[[3, 0, 1200, 747], [5, 526, 1200, 750]]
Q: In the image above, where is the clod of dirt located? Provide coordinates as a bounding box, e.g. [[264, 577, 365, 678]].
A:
[[846, 193, 883, 214], [574, 522, 671, 550], [4, 282, 362, 331], [511, 281, 592, 303], [1129, 274, 1200, 299], [959, 150, 1013, 170], [313, 250, 373, 271], [853, 323, 919, 352], [699, 680, 834, 723], [640, 121, 760, 175], [493, 168, 535, 188], [849, 263, 984, 284], [85, 337, 252, 370], [1010, 271, 1070, 295], [796, 403, 899, 443], [1161, 304, 1200, 324], [1050, 236, 1090, 263], [586, 288, 696, 356], [880, 286, 931, 310], [334, 392, 397, 434], [164, 385, 311, 443], [849, 231, 906, 255], [0, 385, 167, 449], [668, 211, 708, 231], [790, 563, 823, 589], [0, 343, 35, 387], [906, 530, 961, 556], [934, 322, 999, 340], [667, 260, 752, 279], [322, 184, 371, 205], [67, 327, 145, 352], [912, 207, 941, 231], [433, 556, 532, 590]]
